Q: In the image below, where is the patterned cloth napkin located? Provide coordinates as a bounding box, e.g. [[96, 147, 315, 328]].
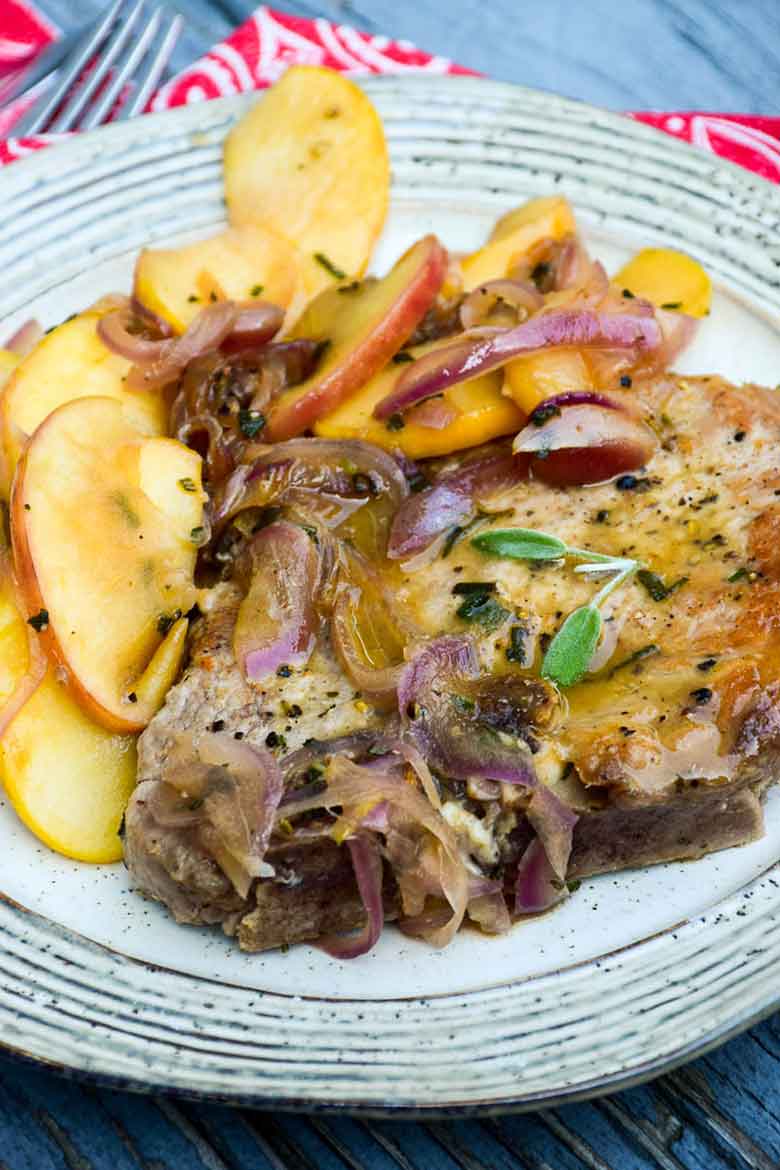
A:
[[1, 0, 779, 181]]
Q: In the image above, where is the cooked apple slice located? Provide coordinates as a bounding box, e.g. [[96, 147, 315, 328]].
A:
[[613, 247, 711, 318], [315, 338, 523, 457], [266, 235, 447, 440], [504, 349, 594, 415], [12, 397, 204, 733], [0, 308, 166, 498], [0, 562, 135, 863], [134, 225, 299, 333], [224, 66, 389, 284], [461, 196, 576, 292]]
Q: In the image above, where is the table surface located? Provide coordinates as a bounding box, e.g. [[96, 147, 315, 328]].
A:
[[3, 2, 780, 1168]]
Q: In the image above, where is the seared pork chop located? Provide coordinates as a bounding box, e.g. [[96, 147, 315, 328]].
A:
[[125, 373, 780, 951]]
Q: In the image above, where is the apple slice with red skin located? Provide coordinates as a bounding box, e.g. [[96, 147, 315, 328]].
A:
[[11, 396, 204, 734], [266, 235, 447, 441]]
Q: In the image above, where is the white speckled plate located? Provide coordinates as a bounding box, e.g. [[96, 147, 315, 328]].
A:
[[1, 76, 780, 1112]]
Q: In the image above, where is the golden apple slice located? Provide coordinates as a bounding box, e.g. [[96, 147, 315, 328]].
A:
[[224, 66, 389, 284], [0, 562, 136, 863], [134, 225, 299, 333], [612, 247, 712, 318], [0, 308, 166, 498], [315, 338, 523, 457], [12, 397, 204, 733], [267, 235, 447, 440], [461, 196, 577, 291]]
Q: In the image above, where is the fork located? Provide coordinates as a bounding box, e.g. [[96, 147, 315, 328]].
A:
[[12, 0, 183, 136]]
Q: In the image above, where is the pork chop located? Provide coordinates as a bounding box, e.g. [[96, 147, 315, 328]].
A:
[[125, 373, 780, 950]]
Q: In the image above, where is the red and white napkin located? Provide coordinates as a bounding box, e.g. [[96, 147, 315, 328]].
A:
[[1, 0, 780, 181]]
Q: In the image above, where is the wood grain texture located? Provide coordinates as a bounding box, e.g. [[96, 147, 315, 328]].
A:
[[2, 1, 780, 1168]]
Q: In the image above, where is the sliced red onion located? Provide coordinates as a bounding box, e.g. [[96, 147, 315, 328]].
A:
[[467, 888, 512, 934], [99, 300, 284, 391], [459, 279, 543, 330], [129, 296, 174, 339], [405, 397, 458, 430], [387, 445, 520, 561], [280, 730, 401, 789], [525, 786, 577, 881], [233, 521, 320, 682], [4, 318, 43, 357], [175, 413, 233, 484], [375, 310, 662, 419], [215, 439, 408, 536], [280, 755, 469, 949], [398, 636, 539, 786], [513, 395, 657, 487], [319, 834, 385, 959], [514, 838, 564, 915], [652, 307, 698, 370], [160, 731, 283, 899], [330, 585, 404, 711]]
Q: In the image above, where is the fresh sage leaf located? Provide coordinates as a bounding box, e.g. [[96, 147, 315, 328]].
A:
[[541, 604, 602, 688], [472, 528, 568, 561]]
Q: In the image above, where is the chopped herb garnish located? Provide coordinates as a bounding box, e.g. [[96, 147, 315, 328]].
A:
[[157, 609, 182, 635], [661, 301, 682, 310], [249, 284, 264, 297], [314, 252, 346, 280], [178, 477, 197, 493], [456, 591, 510, 631], [622, 288, 635, 299], [386, 413, 405, 432], [127, 691, 138, 704], [352, 472, 374, 496], [188, 798, 204, 811], [210, 719, 225, 732], [531, 261, 551, 287], [407, 469, 429, 493], [690, 687, 713, 705], [238, 408, 266, 438], [451, 694, 476, 713], [529, 401, 562, 427], [566, 878, 581, 893], [187, 294, 200, 303], [27, 608, 49, 632], [697, 657, 717, 672], [620, 375, 632, 388], [733, 430, 746, 442], [190, 525, 206, 544], [506, 622, 531, 664], [337, 281, 361, 294], [392, 351, 415, 364], [637, 569, 688, 602], [728, 566, 749, 582], [595, 509, 610, 523], [276, 664, 292, 678], [609, 643, 660, 676], [265, 731, 280, 748], [452, 580, 497, 596]]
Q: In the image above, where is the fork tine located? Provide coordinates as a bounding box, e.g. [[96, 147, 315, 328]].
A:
[[80, 6, 164, 131], [11, 0, 125, 136], [117, 11, 183, 120], [50, 0, 148, 133]]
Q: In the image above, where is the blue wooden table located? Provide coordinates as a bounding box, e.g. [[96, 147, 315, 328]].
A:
[[3, 1, 780, 1167]]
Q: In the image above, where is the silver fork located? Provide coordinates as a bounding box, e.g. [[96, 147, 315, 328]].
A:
[[12, 0, 183, 136]]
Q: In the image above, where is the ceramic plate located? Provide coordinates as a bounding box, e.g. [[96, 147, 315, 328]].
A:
[[1, 76, 780, 1113]]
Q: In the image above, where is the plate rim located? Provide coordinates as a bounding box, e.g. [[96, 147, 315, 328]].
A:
[[1, 73, 780, 1113]]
